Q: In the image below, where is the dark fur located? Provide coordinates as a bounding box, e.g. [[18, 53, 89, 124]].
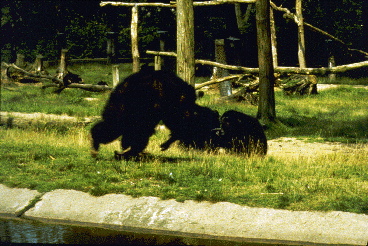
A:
[[161, 105, 221, 150], [90, 69, 198, 159], [219, 110, 267, 156]]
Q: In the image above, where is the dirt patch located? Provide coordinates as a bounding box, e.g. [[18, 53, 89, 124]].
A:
[[268, 137, 367, 158], [1, 112, 366, 158]]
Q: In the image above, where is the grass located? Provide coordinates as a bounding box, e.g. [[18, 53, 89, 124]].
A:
[[1, 64, 368, 214]]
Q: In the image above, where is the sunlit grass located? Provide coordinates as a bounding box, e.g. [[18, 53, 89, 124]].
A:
[[1, 125, 367, 214], [1, 64, 368, 213]]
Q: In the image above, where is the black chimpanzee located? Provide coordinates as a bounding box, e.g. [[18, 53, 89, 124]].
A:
[[90, 69, 219, 160], [218, 110, 267, 156]]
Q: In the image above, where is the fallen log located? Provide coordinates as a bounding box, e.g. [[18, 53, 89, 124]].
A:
[[282, 74, 317, 95], [219, 79, 260, 104], [3, 62, 62, 84], [41, 83, 112, 92], [0, 111, 100, 129], [2, 62, 112, 93]]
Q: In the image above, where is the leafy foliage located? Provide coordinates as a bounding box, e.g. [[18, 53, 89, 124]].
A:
[[1, 0, 367, 68]]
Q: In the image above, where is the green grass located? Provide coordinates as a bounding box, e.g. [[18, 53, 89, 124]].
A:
[[318, 76, 368, 85], [1, 64, 368, 214]]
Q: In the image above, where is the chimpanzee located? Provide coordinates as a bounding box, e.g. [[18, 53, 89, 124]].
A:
[[160, 104, 221, 151], [54, 72, 83, 94], [90, 69, 200, 159], [218, 110, 267, 156]]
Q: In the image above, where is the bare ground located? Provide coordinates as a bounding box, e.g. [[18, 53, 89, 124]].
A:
[[268, 137, 368, 159]]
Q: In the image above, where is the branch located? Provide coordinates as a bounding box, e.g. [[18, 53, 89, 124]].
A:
[[146, 50, 259, 73], [195, 75, 245, 89], [276, 61, 368, 75], [146, 51, 368, 75], [270, 1, 368, 57], [100, 0, 256, 7]]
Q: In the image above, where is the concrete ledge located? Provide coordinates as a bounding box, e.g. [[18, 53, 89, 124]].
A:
[[0, 184, 41, 217], [1, 185, 367, 245]]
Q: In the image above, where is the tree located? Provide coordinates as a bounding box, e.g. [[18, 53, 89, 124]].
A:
[[256, 0, 276, 123], [176, 0, 195, 85]]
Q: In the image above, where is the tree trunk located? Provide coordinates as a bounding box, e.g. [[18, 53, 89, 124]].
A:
[[131, 6, 140, 73], [235, 3, 254, 34], [176, 0, 195, 86], [296, 0, 306, 68], [256, 0, 276, 123], [270, 7, 278, 68]]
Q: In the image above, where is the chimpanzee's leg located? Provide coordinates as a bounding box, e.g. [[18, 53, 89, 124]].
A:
[[115, 117, 160, 160]]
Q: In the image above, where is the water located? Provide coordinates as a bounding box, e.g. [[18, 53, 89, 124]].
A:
[[0, 218, 187, 245], [0, 218, 292, 245]]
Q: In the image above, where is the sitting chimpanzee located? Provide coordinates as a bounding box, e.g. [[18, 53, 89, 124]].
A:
[[54, 72, 83, 94], [90, 68, 218, 160], [217, 110, 267, 156]]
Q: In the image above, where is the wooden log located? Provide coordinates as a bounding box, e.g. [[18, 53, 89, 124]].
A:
[[2, 62, 112, 92], [282, 74, 317, 95], [146, 50, 368, 75], [0, 111, 99, 129], [100, 0, 256, 8], [42, 83, 112, 92], [2, 62, 57, 83], [219, 80, 260, 104], [195, 74, 244, 89]]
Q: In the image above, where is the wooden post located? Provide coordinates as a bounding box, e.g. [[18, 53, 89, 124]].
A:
[[56, 32, 66, 53], [112, 65, 119, 87], [215, 39, 232, 97], [106, 32, 116, 64], [270, 7, 278, 68], [296, 0, 306, 68], [156, 30, 168, 70], [60, 49, 68, 73], [328, 56, 336, 82], [131, 5, 140, 73], [256, 0, 276, 123], [176, 0, 195, 86], [154, 56, 162, 71], [16, 54, 25, 67], [34, 54, 43, 72], [58, 49, 68, 78]]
